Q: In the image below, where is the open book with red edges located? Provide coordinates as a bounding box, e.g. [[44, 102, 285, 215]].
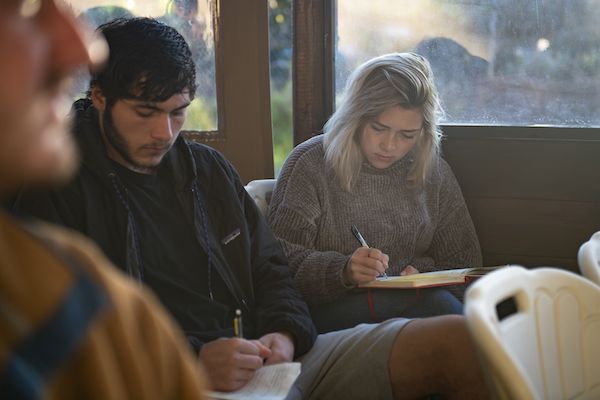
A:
[[358, 265, 510, 289]]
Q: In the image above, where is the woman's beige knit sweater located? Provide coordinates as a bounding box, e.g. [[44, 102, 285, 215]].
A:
[[268, 135, 482, 305]]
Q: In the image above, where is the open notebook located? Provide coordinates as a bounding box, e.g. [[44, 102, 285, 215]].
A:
[[204, 362, 301, 400], [358, 265, 510, 289]]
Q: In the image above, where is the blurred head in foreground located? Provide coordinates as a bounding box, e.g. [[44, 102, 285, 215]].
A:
[[0, 0, 95, 197]]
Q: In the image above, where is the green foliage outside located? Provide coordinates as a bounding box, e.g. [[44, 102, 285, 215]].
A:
[[182, 96, 216, 131], [270, 79, 293, 176], [268, 0, 293, 176]]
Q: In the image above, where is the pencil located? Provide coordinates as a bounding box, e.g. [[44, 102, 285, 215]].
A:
[[234, 309, 243, 338]]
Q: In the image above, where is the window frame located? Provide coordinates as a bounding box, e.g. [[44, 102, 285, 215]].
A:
[[71, 0, 275, 182], [292, 0, 600, 270], [181, 0, 226, 142], [292, 0, 600, 144]]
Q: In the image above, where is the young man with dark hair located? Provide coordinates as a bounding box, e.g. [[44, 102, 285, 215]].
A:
[[0, 2, 207, 399], [17, 17, 490, 399]]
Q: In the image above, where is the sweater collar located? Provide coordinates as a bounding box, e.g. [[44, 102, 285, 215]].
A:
[[360, 150, 413, 175]]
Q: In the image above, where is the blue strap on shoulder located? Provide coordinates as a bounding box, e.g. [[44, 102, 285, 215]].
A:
[[0, 270, 108, 400], [0, 224, 109, 400]]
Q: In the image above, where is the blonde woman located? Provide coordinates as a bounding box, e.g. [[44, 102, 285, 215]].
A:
[[268, 53, 482, 333]]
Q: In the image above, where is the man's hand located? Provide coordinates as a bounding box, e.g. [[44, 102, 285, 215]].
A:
[[256, 331, 295, 365], [400, 265, 420, 276], [199, 337, 271, 392], [343, 247, 390, 285]]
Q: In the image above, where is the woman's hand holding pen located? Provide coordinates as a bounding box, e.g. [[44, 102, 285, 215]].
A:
[[342, 246, 389, 285]]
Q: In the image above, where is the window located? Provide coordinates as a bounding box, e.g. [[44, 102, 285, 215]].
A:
[[62, 1, 274, 183], [64, 0, 219, 133], [268, 0, 293, 176], [336, 0, 600, 127]]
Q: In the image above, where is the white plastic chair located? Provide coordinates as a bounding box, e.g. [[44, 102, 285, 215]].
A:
[[244, 179, 276, 218], [578, 231, 600, 286], [464, 266, 600, 400]]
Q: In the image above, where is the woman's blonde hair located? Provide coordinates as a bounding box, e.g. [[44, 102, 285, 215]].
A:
[[323, 52, 444, 191]]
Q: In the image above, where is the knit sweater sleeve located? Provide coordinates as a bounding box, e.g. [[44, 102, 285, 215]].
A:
[[423, 158, 483, 300], [268, 138, 353, 306]]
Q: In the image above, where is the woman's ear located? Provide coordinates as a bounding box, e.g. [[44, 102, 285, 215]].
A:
[[91, 86, 107, 112]]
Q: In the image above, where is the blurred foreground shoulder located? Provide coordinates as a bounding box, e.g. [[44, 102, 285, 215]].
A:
[[0, 212, 208, 400]]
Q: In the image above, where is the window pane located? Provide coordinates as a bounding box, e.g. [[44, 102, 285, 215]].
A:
[[269, 0, 292, 176], [336, 0, 600, 127], [65, 0, 217, 131]]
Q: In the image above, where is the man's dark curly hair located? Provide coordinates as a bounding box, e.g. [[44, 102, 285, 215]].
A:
[[87, 17, 197, 104]]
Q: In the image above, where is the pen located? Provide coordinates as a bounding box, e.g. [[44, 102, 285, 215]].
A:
[[234, 309, 243, 338], [351, 225, 388, 279]]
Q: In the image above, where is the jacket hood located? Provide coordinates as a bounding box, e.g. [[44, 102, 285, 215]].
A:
[[70, 99, 198, 192]]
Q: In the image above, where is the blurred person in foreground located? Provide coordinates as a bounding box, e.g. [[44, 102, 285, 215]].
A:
[[0, 1, 207, 398], [15, 16, 490, 400]]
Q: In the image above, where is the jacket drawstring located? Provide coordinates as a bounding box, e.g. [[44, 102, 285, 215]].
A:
[[192, 181, 213, 300], [109, 173, 145, 283], [109, 173, 218, 303]]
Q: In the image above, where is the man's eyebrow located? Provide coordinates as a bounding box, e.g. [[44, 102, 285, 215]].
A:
[[136, 102, 191, 112], [136, 104, 161, 111], [173, 102, 191, 111]]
